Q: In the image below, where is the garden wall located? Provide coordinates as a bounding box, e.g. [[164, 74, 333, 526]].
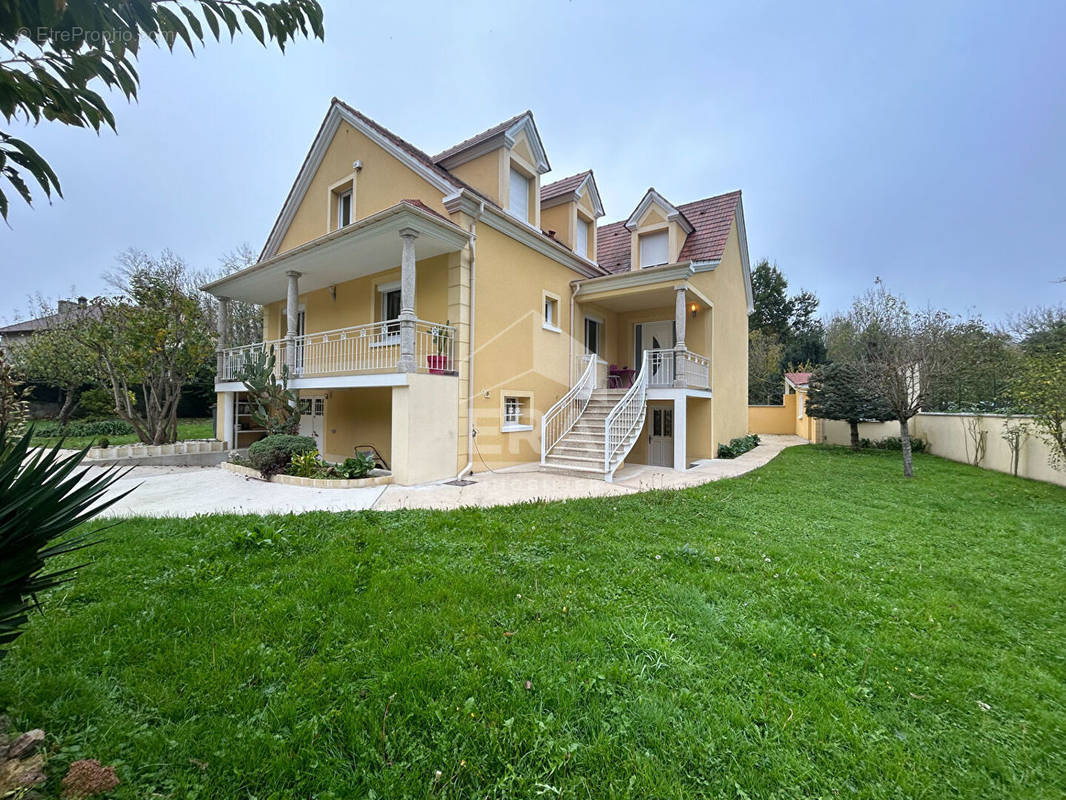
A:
[[821, 413, 1065, 487]]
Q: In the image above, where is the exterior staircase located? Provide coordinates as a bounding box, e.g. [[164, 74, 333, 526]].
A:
[[542, 388, 639, 479]]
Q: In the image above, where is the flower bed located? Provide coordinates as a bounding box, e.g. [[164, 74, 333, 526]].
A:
[[221, 460, 392, 489]]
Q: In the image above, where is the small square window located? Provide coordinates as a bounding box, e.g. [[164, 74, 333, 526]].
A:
[[502, 395, 532, 431]]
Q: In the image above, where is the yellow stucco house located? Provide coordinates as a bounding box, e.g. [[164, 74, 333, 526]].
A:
[[204, 99, 752, 484]]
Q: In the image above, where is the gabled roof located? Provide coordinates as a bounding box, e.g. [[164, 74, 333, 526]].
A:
[[785, 371, 813, 389], [433, 111, 550, 174], [624, 188, 694, 234], [539, 170, 604, 217], [597, 190, 743, 274], [0, 301, 97, 336]]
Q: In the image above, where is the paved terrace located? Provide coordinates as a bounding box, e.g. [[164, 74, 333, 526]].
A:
[[86, 435, 806, 517]]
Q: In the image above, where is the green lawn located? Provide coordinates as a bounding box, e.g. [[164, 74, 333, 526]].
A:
[[2, 447, 1065, 798], [29, 417, 215, 449]]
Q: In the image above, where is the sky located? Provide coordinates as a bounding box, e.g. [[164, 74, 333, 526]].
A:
[[2, 0, 1065, 325]]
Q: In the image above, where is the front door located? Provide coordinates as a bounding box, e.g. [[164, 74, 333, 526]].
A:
[[648, 405, 674, 467], [298, 395, 325, 453], [635, 321, 675, 384]]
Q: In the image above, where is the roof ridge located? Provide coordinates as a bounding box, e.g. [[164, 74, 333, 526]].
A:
[[432, 110, 531, 163]]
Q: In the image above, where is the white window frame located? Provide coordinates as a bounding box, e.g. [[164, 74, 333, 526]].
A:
[[501, 393, 533, 433], [337, 189, 353, 229], [639, 230, 669, 268], [374, 280, 402, 346], [584, 315, 604, 357], [508, 165, 531, 223], [542, 291, 561, 333]]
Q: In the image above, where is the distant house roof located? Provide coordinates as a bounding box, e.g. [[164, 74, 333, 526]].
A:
[[595, 190, 743, 274], [785, 371, 813, 389], [0, 299, 94, 337]]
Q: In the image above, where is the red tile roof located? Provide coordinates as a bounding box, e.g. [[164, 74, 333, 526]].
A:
[[540, 170, 590, 203], [432, 111, 530, 163], [785, 371, 812, 387], [595, 190, 742, 273]]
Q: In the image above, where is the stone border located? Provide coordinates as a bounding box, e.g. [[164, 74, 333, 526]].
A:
[[87, 439, 224, 460], [221, 460, 393, 489]]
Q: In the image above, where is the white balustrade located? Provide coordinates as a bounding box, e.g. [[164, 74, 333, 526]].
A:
[[541, 355, 598, 463], [218, 319, 455, 381], [604, 351, 650, 479]]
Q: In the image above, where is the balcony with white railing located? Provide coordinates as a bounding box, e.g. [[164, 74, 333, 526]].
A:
[[217, 319, 456, 383], [646, 348, 710, 389]]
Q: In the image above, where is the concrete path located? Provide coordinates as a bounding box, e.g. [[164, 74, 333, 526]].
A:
[[374, 434, 805, 510], [87, 435, 805, 517]]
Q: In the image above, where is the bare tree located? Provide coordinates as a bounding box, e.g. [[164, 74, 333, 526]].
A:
[[828, 282, 952, 477]]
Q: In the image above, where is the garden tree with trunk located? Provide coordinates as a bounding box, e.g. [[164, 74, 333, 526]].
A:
[[1011, 306, 1066, 470], [8, 319, 96, 425], [75, 252, 215, 444], [828, 282, 951, 477], [0, 0, 323, 220], [806, 362, 893, 450]]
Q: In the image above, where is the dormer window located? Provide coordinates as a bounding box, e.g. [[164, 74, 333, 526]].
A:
[[508, 166, 531, 223], [639, 230, 668, 268], [337, 189, 353, 228]]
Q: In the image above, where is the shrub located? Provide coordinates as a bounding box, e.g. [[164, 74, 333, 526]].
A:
[[247, 434, 316, 477], [76, 388, 116, 418], [288, 449, 323, 478], [339, 452, 376, 479], [32, 418, 135, 438], [96, 437, 110, 449], [859, 436, 927, 453], [717, 434, 760, 459]]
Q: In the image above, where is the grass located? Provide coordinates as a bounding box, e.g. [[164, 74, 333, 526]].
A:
[[29, 417, 215, 449], [2, 447, 1065, 798]]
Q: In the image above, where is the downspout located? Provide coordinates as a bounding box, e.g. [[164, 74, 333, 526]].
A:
[[456, 200, 484, 480]]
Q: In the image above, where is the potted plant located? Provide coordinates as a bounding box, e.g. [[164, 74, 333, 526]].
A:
[[428, 321, 452, 374]]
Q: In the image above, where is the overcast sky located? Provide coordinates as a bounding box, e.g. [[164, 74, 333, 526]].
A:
[[3, 0, 1065, 324]]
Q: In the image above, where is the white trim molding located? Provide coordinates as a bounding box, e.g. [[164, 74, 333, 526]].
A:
[[259, 101, 459, 261], [624, 188, 695, 234], [436, 112, 551, 174]]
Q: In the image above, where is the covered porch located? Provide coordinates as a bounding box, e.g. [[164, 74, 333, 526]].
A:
[[204, 201, 471, 392], [572, 263, 713, 392]]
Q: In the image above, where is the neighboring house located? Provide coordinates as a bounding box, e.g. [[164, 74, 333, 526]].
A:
[[203, 99, 752, 485], [748, 371, 820, 442], [0, 297, 90, 352]]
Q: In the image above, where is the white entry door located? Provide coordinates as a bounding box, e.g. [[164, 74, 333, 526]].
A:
[[648, 406, 674, 467], [298, 396, 325, 452], [636, 320, 676, 385]]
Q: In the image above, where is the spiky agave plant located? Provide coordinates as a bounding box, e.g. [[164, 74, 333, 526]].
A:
[[0, 425, 134, 660]]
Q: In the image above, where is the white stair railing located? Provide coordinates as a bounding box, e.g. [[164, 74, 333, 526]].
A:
[[541, 355, 598, 464], [603, 351, 650, 481]]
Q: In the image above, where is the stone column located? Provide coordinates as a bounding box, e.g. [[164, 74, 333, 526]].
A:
[[285, 270, 301, 374], [398, 228, 419, 372], [674, 285, 687, 387], [216, 297, 230, 377]]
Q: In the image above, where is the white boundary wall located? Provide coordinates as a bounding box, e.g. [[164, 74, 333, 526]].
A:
[[822, 413, 1066, 488]]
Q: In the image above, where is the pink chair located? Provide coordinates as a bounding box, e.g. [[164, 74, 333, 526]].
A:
[[607, 364, 622, 388]]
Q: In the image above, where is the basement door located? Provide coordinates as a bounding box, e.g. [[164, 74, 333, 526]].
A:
[[298, 396, 325, 453], [648, 405, 674, 467]]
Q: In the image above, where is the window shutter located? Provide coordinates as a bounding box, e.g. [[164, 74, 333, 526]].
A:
[[509, 167, 530, 222], [639, 231, 668, 267], [575, 219, 589, 257]]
